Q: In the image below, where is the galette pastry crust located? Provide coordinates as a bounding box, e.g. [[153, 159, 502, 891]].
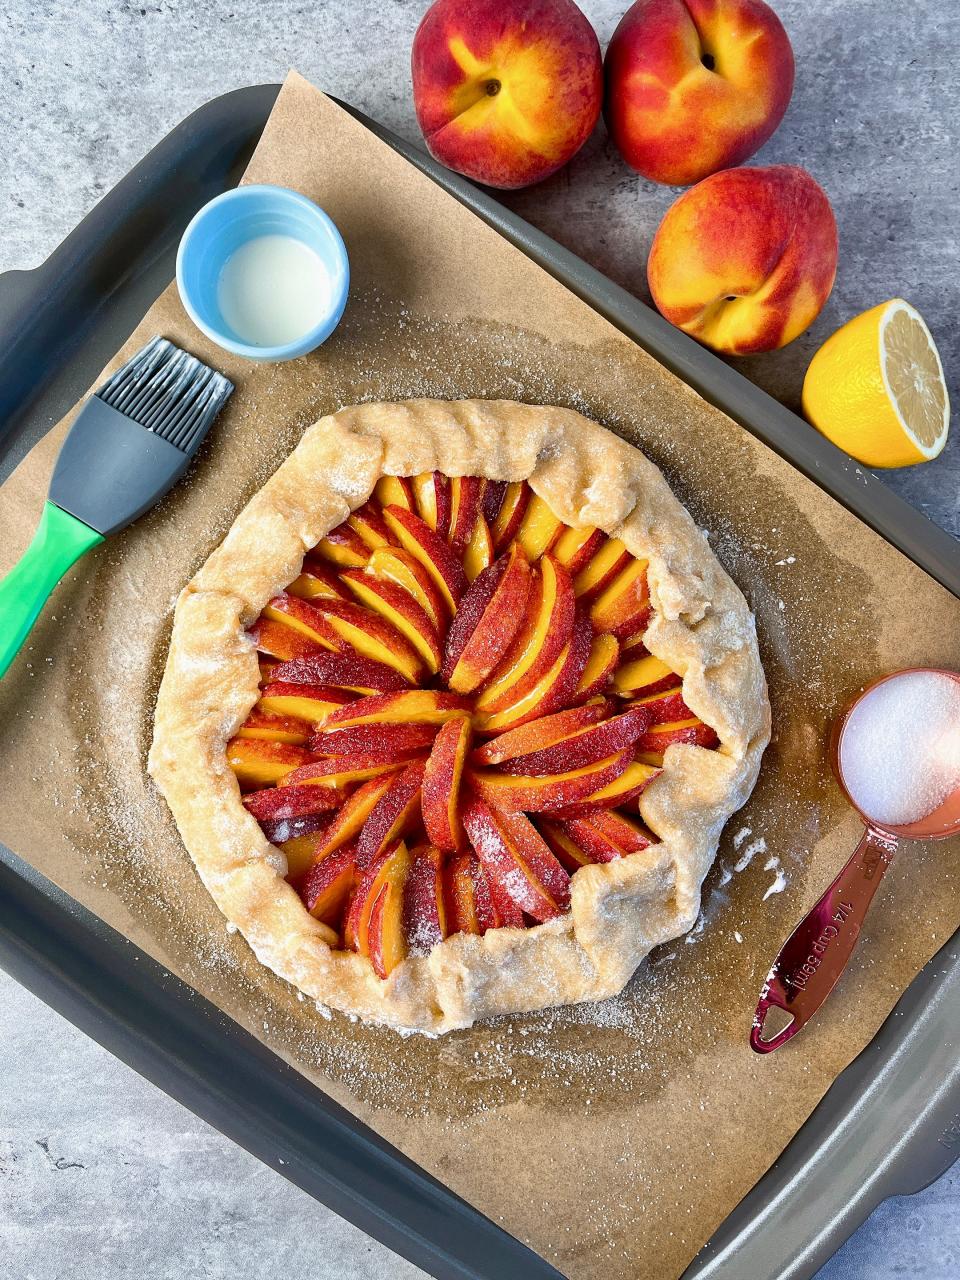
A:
[[149, 400, 770, 1033]]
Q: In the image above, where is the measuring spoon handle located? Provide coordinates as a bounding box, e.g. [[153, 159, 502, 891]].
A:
[[750, 827, 898, 1053]]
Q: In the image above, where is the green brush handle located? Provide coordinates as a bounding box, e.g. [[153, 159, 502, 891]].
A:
[[0, 501, 104, 679]]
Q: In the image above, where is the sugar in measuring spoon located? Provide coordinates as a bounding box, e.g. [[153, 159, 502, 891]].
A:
[[751, 667, 960, 1053]]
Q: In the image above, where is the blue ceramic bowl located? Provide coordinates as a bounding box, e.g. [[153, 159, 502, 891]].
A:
[[176, 184, 350, 362]]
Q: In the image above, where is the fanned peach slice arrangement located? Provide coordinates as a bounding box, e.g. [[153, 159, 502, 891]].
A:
[[229, 475, 720, 980]]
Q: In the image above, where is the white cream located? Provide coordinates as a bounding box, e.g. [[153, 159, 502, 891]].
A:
[[217, 234, 332, 347]]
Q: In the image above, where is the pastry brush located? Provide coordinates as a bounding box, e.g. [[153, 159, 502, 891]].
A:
[[0, 336, 233, 678]]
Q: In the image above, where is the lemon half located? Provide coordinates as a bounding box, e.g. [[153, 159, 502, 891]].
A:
[[802, 299, 950, 467]]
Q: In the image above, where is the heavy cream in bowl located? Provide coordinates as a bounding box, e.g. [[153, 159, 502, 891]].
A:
[[216, 234, 333, 348], [176, 185, 350, 362]]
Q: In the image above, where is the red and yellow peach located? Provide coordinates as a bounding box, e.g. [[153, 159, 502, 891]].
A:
[[647, 164, 838, 354], [604, 0, 795, 186], [412, 0, 603, 189]]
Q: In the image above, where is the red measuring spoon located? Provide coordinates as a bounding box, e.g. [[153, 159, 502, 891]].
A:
[[751, 667, 960, 1054]]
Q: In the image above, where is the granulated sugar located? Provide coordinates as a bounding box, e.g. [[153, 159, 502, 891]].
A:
[[761, 855, 787, 900], [733, 837, 766, 873], [839, 671, 960, 826]]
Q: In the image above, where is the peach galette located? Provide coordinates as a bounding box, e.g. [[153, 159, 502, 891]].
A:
[[150, 400, 769, 1032]]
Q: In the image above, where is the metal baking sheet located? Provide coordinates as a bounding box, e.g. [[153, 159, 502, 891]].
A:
[[0, 84, 957, 1280]]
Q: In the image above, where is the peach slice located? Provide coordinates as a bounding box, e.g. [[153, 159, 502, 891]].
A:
[[461, 799, 570, 922], [345, 840, 411, 975], [282, 757, 407, 792], [442, 543, 531, 693], [258, 657, 280, 684], [343, 847, 386, 951], [314, 523, 371, 569], [444, 853, 487, 936], [356, 760, 426, 868], [261, 594, 343, 652], [468, 749, 631, 813], [283, 596, 424, 683], [472, 701, 609, 766], [480, 479, 508, 526], [227, 738, 312, 790], [341, 568, 442, 673], [287, 558, 349, 602], [574, 537, 631, 600], [366, 545, 447, 629], [257, 818, 334, 873], [491, 481, 531, 551], [422, 716, 471, 851], [554, 761, 663, 815], [613, 653, 677, 698], [375, 475, 416, 510], [322, 689, 473, 729], [546, 816, 623, 868], [243, 783, 342, 826], [538, 819, 594, 871], [497, 706, 649, 775], [445, 852, 516, 934], [463, 515, 494, 581], [296, 773, 399, 862], [382, 505, 468, 613], [312, 722, 440, 760], [590, 557, 650, 638], [621, 632, 649, 661], [250, 808, 332, 862], [346, 500, 394, 551], [632, 685, 692, 725], [553, 524, 605, 575], [301, 843, 358, 926], [412, 471, 452, 537], [474, 555, 574, 712], [402, 844, 448, 954], [258, 682, 355, 724], [486, 876, 525, 928], [269, 652, 410, 694], [573, 633, 620, 702], [249, 617, 325, 662], [637, 718, 719, 753], [515, 493, 564, 560], [474, 605, 591, 734], [541, 811, 654, 869], [236, 707, 312, 745], [448, 475, 483, 555], [278, 823, 335, 880], [368, 873, 409, 977], [590, 809, 655, 853]]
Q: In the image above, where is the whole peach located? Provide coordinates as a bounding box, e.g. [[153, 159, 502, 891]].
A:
[[412, 0, 602, 189], [605, 0, 795, 186], [647, 165, 838, 355]]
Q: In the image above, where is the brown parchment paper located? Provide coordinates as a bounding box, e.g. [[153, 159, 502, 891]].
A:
[[1, 72, 959, 1280]]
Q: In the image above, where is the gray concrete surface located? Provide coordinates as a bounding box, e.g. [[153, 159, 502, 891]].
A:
[[0, 1, 957, 1277]]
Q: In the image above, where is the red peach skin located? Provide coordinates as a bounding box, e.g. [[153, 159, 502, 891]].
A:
[[412, 0, 603, 189], [604, 0, 795, 186], [647, 165, 838, 354]]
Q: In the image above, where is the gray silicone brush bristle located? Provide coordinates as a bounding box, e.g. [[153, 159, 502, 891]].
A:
[[96, 335, 234, 454], [48, 336, 235, 536]]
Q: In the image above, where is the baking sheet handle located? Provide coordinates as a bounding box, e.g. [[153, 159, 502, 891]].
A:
[[0, 848, 564, 1280]]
